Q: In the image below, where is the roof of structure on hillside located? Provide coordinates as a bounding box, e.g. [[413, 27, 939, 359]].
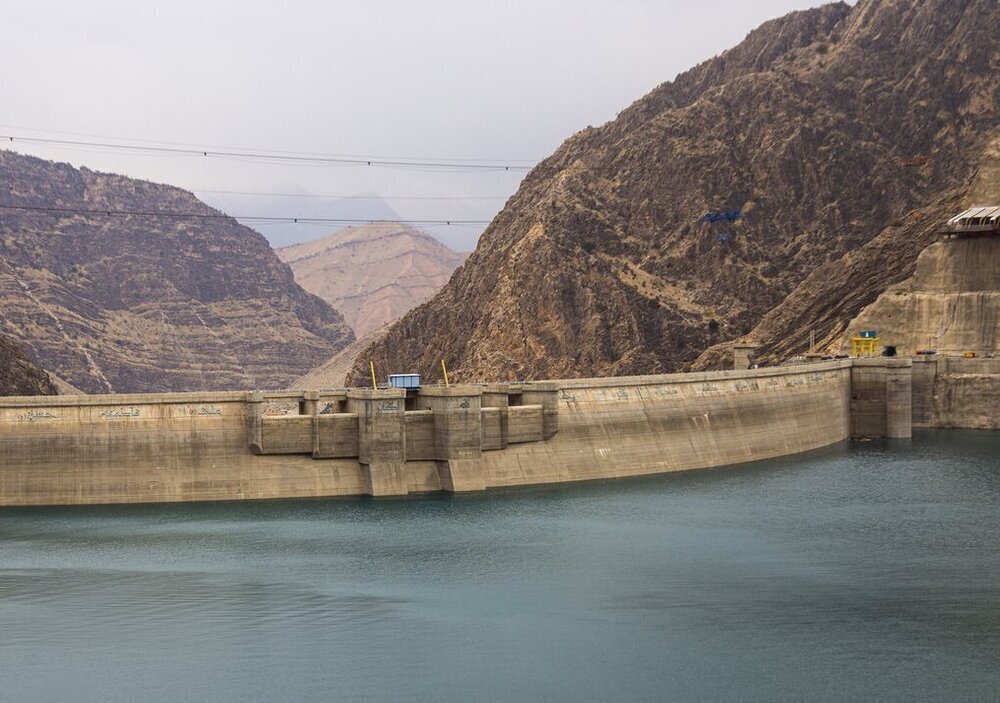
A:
[[947, 206, 1000, 231]]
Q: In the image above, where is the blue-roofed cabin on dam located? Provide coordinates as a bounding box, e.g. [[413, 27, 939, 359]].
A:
[[388, 374, 421, 390], [944, 206, 1000, 236]]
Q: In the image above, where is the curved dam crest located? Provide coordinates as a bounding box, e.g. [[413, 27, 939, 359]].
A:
[[0, 357, 994, 506]]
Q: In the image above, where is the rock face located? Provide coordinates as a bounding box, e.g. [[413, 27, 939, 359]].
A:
[[0, 150, 354, 393], [353, 0, 999, 384], [693, 131, 999, 368], [277, 222, 466, 338], [292, 326, 391, 389], [839, 237, 999, 356], [0, 334, 55, 396]]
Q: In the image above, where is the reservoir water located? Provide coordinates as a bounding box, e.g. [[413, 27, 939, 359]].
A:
[[1, 430, 998, 702]]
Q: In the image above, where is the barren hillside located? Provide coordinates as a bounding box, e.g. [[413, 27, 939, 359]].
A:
[[278, 222, 465, 338], [353, 0, 999, 383], [0, 150, 354, 393], [0, 334, 55, 396]]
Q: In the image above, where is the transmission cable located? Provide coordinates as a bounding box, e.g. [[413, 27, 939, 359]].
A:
[[0, 203, 493, 226], [1, 134, 535, 172]]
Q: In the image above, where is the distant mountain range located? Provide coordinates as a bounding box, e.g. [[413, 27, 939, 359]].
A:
[[278, 222, 466, 338], [0, 150, 354, 393], [200, 191, 406, 249], [352, 0, 1000, 383]]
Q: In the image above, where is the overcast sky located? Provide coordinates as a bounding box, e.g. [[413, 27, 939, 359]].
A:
[[1, 0, 851, 250]]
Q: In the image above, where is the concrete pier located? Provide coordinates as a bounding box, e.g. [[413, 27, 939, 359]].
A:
[[347, 388, 408, 496], [415, 385, 486, 492], [481, 384, 510, 450], [850, 359, 913, 439]]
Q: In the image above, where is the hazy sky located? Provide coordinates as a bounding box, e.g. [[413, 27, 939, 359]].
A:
[[1, 0, 850, 250]]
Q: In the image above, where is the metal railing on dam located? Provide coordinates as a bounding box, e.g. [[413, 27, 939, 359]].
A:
[[2, 357, 986, 506]]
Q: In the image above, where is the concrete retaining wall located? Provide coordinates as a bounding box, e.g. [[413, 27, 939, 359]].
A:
[[912, 356, 1000, 429]]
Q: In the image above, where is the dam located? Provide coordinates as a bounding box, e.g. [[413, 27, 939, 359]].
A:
[[2, 355, 996, 506]]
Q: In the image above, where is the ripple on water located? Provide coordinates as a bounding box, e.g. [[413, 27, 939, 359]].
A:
[[0, 430, 998, 702]]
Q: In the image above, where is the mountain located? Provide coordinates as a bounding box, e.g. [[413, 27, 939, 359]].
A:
[[292, 326, 391, 389], [277, 222, 467, 338], [199, 191, 406, 249], [0, 333, 55, 396], [352, 0, 999, 384], [841, 235, 1000, 357], [692, 131, 999, 368], [0, 150, 354, 393]]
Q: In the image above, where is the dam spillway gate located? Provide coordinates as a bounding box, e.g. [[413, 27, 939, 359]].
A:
[[248, 383, 559, 495]]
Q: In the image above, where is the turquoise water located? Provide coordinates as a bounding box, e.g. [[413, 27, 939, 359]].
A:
[[1, 430, 999, 702]]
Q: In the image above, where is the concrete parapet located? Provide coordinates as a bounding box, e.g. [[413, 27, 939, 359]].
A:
[[521, 382, 559, 439]]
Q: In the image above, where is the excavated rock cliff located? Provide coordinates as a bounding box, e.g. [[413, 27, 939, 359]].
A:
[[0, 334, 55, 396], [839, 237, 999, 356], [0, 150, 354, 393], [278, 222, 466, 338], [353, 0, 999, 384]]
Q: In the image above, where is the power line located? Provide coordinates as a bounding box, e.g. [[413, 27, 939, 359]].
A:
[[2, 134, 536, 172], [0, 203, 493, 226], [0, 123, 539, 165], [194, 188, 508, 201]]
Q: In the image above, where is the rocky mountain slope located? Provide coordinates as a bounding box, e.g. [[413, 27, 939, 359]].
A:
[[0, 333, 55, 396], [353, 0, 999, 384], [0, 150, 354, 393], [292, 326, 391, 389], [277, 222, 466, 338], [693, 131, 999, 368]]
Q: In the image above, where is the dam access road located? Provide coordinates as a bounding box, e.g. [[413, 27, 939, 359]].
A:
[[1, 356, 997, 506]]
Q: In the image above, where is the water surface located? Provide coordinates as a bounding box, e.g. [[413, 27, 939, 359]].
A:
[[2, 430, 999, 701]]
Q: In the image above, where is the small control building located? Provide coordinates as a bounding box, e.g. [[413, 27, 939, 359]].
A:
[[388, 374, 421, 390]]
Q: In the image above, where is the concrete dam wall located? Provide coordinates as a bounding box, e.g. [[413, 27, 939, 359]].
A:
[[1, 360, 860, 506]]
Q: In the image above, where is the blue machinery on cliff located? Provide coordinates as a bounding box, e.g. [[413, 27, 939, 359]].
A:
[[700, 210, 743, 223]]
